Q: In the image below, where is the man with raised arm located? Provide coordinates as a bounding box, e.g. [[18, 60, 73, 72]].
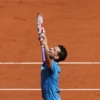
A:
[[37, 13, 68, 100]]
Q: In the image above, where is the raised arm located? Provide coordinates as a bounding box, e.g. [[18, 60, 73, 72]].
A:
[[39, 33, 52, 68]]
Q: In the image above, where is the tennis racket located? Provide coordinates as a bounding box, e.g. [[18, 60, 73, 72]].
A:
[[37, 12, 46, 62]]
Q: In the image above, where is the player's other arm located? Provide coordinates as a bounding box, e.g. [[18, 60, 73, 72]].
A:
[[39, 33, 52, 68]]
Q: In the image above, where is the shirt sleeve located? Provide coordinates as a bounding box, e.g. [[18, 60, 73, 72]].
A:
[[41, 62, 46, 71]]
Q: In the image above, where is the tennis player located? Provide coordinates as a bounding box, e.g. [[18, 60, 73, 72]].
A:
[[37, 13, 68, 100], [39, 32, 68, 100]]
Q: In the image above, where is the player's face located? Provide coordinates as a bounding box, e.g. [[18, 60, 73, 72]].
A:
[[49, 46, 61, 60]]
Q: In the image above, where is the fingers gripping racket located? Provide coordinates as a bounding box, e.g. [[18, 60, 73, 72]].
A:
[[37, 12, 46, 62]]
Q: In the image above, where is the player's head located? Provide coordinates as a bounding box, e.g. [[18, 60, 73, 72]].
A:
[[49, 45, 68, 62]]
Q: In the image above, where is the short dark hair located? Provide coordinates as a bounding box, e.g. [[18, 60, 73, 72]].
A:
[[54, 45, 68, 62]]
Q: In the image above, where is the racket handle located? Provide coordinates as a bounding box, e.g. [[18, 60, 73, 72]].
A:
[[41, 45, 46, 62]]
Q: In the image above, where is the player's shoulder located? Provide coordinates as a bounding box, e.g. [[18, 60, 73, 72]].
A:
[[52, 61, 61, 72], [52, 61, 60, 66]]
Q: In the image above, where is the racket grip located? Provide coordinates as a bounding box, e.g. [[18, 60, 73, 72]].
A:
[[41, 45, 46, 62]]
